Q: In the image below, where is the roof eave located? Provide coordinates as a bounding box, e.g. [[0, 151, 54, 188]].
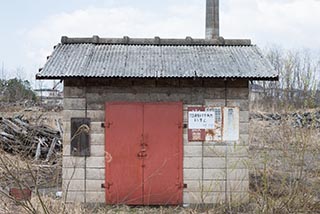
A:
[[35, 75, 279, 81]]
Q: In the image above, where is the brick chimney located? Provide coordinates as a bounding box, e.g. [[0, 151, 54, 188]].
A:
[[206, 0, 219, 39]]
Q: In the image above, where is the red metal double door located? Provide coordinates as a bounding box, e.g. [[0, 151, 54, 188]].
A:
[[105, 102, 183, 205]]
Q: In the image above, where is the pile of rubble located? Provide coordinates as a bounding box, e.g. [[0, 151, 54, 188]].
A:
[[0, 115, 63, 161], [250, 110, 320, 128]]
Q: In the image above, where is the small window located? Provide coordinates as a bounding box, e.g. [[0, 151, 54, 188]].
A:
[[71, 118, 91, 156]]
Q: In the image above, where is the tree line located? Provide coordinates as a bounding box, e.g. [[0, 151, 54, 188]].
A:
[[253, 47, 320, 111], [0, 78, 36, 103]]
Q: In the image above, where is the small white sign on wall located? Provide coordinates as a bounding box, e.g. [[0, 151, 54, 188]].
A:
[[188, 111, 215, 129], [223, 107, 240, 141]]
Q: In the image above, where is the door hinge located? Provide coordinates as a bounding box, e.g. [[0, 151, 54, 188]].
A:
[[105, 182, 113, 190], [176, 182, 184, 189], [105, 122, 113, 128]]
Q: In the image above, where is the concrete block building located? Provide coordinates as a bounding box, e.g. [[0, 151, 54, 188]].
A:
[[36, 0, 278, 206]]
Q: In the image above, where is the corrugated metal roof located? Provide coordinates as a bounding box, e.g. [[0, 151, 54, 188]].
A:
[[36, 38, 278, 80]]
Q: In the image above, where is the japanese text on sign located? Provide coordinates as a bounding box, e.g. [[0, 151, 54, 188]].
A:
[[188, 111, 215, 129]]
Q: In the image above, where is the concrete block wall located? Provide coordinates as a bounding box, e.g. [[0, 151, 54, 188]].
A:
[[62, 78, 249, 204], [182, 102, 249, 205], [62, 87, 106, 203]]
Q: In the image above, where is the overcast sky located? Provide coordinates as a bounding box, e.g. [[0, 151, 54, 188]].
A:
[[0, 0, 320, 85]]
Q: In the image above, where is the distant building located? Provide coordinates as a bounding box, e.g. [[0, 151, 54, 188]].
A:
[[34, 89, 63, 106]]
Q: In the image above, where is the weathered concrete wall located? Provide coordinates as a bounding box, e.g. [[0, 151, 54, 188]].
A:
[[62, 78, 249, 204]]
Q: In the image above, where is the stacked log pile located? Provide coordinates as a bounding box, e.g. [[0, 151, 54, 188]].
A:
[[0, 115, 62, 161], [250, 110, 320, 128]]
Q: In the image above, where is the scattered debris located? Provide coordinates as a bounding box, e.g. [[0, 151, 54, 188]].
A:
[[0, 115, 62, 160], [250, 110, 320, 128]]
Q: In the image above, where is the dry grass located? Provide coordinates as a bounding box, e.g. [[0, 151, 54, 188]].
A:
[[1, 108, 320, 213], [249, 118, 320, 213]]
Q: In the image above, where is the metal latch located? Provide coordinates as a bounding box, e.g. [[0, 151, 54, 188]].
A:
[[104, 182, 113, 190]]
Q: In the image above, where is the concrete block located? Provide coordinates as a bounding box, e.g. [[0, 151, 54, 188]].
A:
[[204, 99, 225, 107], [63, 122, 70, 134], [62, 180, 84, 191], [239, 134, 249, 145], [183, 192, 201, 204], [63, 131, 71, 145], [63, 144, 71, 156], [86, 180, 105, 192], [90, 145, 105, 157], [184, 145, 202, 157], [203, 157, 226, 169], [203, 181, 225, 192], [65, 191, 85, 203], [183, 157, 202, 168], [86, 168, 105, 180], [62, 167, 85, 180], [239, 111, 249, 123], [91, 122, 104, 134], [63, 157, 85, 168], [240, 123, 249, 135], [204, 145, 248, 157], [64, 98, 86, 110], [86, 157, 105, 168], [86, 192, 105, 203], [87, 102, 104, 111], [203, 169, 226, 180], [228, 157, 250, 169], [227, 169, 249, 180], [184, 180, 225, 192], [87, 110, 105, 122], [64, 86, 85, 98], [203, 145, 225, 157], [203, 193, 225, 204], [62, 110, 86, 122], [183, 169, 202, 180], [91, 133, 105, 145], [227, 88, 249, 100]]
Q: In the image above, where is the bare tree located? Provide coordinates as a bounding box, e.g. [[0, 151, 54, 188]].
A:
[[252, 47, 320, 111]]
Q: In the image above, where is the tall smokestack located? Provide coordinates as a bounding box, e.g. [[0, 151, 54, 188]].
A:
[[206, 0, 219, 39]]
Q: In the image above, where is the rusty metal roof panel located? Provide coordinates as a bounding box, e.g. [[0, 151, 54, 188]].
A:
[[37, 43, 278, 80]]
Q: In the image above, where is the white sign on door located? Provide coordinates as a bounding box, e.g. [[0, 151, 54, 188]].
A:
[[188, 111, 215, 129]]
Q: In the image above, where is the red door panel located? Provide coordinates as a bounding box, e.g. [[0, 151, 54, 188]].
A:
[[105, 103, 143, 205], [143, 103, 183, 205], [105, 102, 183, 205]]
